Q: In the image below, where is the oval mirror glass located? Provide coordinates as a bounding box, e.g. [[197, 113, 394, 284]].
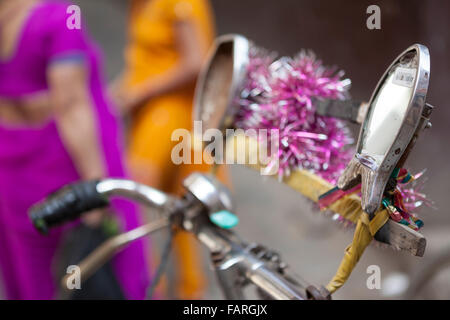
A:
[[360, 50, 421, 167]]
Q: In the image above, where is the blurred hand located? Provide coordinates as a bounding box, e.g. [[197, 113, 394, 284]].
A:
[[82, 209, 107, 228], [109, 82, 145, 114]]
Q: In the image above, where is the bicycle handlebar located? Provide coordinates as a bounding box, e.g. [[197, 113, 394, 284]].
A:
[[29, 177, 323, 300], [29, 179, 174, 234]]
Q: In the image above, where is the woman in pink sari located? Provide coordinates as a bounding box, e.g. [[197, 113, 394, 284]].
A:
[[0, 0, 149, 299]]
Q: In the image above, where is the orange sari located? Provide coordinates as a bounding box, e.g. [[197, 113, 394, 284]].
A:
[[123, 0, 226, 299]]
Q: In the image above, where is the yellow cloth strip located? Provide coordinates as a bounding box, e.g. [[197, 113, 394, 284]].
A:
[[284, 169, 363, 224], [325, 210, 389, 293], [284, 169, 391, 293]]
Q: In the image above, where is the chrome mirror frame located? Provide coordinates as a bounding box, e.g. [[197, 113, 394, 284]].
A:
[[337, 44, 430, 215], [193, 34, 250, 135]]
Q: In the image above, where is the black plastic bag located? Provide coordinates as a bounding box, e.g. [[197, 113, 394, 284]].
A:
[[55, 223, 125, 300]]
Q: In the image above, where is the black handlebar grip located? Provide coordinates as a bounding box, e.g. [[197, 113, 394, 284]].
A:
[[29, 180, 109, 234]]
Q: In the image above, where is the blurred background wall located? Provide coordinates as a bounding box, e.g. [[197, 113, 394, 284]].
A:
[[72, 0, 450, 299]]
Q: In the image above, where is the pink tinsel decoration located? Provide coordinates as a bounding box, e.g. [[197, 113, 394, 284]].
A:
[[397, 170, 435, 213], [236, 46, 353, 183]]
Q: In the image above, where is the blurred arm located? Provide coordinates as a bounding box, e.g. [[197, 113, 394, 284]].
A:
[[47, 61, 106, 181], [116, 20, 206, 112]]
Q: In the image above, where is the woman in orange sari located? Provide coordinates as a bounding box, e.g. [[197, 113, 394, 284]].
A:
[[111, 0, 226, 299]]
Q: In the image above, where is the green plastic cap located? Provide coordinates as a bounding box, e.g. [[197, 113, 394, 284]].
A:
[[210, 210, 239, 229]]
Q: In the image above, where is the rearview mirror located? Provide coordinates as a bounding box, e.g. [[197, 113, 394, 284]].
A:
[[337, 44, 431, 215], [193, 34, 250, 135]]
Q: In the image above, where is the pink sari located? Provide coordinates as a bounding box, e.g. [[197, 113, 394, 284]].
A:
[[0, 1, 150, 299]]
